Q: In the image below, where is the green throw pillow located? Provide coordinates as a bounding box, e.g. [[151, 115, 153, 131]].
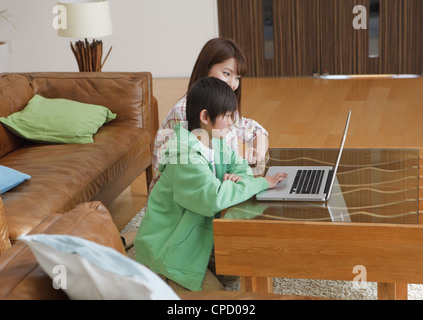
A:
[[0, 95, 116, 144]]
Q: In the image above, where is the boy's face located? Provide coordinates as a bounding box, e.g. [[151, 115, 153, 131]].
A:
[[210, 111, 234, 139]]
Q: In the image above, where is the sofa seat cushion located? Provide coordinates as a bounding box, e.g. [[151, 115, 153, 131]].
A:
[[0, 201, 125, 300], [0, 126, 151, 241]]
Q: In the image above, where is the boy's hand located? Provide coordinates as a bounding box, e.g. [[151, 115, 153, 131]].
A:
[[265, 172, 288, 188], [223, 173, 242, 183]]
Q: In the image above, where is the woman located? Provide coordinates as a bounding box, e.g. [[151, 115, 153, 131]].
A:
[[150, 38, 268, 192]]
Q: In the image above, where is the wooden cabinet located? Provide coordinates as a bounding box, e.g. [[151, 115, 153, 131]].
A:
[[217, 0, 423, 77]]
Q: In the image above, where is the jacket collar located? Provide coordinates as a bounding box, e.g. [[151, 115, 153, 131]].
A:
[[158, 124, 219, 172]]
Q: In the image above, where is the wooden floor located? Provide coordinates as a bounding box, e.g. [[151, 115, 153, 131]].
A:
[[110, 76, 423, 230]]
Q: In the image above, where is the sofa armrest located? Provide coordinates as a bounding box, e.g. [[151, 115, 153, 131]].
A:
[[0, 196, 11, 255], [0, 201, 124, 300], [150, 95, 159, 152], [137, 74, 159, 155]]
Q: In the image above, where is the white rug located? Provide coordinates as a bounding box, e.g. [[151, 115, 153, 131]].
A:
[[122, 206, 423, 300]]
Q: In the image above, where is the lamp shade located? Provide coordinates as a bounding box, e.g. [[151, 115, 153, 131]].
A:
[[58, 0, 112, 39]]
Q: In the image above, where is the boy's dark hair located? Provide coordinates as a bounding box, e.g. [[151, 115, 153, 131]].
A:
[[186, 77, 237, 132]]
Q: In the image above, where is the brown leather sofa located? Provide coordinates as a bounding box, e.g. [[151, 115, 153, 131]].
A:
[[0, 72, 159, 299], [0, 72, 158, 247]]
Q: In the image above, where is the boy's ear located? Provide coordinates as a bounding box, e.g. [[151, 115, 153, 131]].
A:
[[199, 109, 209, 125]]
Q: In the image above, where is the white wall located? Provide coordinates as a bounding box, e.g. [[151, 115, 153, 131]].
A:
[[0, 0, 219, 77]]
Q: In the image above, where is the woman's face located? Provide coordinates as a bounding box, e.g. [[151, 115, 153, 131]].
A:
[[207, 58, 241, 91]]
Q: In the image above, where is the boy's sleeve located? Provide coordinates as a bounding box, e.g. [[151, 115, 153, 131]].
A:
[[223, 141, 255, 177], [227, 152, 253, 177], [171, 161, 268, 217]]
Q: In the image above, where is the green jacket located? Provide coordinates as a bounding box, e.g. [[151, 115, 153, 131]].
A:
[[135, 125, 268, 291]]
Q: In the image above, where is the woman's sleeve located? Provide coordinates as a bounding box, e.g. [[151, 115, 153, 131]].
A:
[[151, 97, 187, 185], [233, 112, 269, 147]]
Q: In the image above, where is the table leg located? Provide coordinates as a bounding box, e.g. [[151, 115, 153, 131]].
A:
[[377, 283, 408, 300], [240, 276, 273, 293]]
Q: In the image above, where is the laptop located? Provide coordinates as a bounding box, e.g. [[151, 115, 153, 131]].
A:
[[256, 110, 351, 202], [225, 176, 351, 222]]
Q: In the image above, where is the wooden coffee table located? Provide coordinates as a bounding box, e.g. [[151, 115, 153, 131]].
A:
[[213, 148, 423, 300]]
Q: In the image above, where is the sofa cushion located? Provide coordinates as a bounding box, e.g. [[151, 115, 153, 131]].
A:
[[0, 201, 125, 300], [0, 74, 34, 158], [0, 165, 31, 194], [0, 196, 11, 255], [0, 94, 116, 144], [0, 125, 151, 240]]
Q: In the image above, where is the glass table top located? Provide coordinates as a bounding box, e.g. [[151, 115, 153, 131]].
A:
[[224, 148, 420, 224]]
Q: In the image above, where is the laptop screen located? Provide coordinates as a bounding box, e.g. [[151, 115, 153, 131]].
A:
[[325, 110, 351, 200]]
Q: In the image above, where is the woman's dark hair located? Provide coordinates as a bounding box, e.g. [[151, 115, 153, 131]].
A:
[[188, 38, 246, 112], [186, 77, 237, 132]]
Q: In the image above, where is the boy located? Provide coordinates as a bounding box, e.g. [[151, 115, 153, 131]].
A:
[[134, 77, 287, 292]]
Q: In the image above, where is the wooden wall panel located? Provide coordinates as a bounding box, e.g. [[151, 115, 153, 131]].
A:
[[218, 0, 423, 77], [397, 0, 423, 74], [378, 0, 399, 74], [377, 0, 423, 74], [218, 0, 273, 77], [319, 0, 369, 75], [273, 0, 320, 76]]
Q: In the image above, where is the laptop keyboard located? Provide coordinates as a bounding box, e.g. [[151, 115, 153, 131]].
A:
[[290, 169, 325, 194]]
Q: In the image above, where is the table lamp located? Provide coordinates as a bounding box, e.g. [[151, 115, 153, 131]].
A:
[[57, 0, 113, 72]]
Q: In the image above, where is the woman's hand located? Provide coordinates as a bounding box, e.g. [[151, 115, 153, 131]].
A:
[[245, 134, 268, 165], [223, 173, 242, 183], [265, 172, 288, 189]]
